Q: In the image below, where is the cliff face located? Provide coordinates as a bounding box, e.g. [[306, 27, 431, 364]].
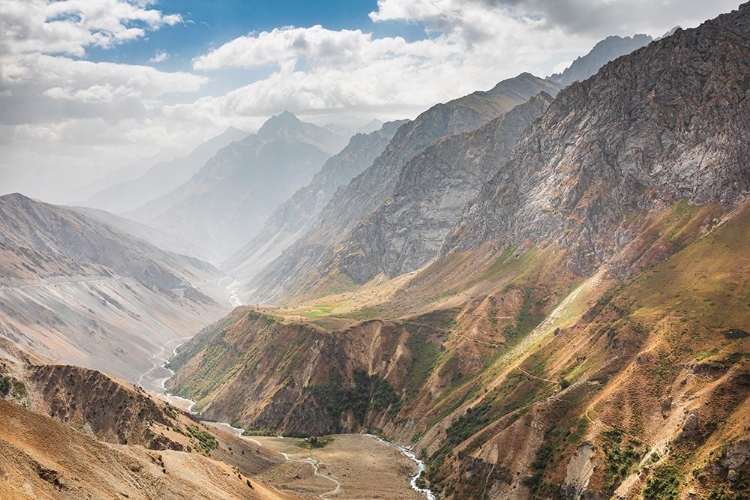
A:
[[246, 74, 560, 303], [167, 308, 457, 436], [331, 92, 555, 284], [222, 120, 408, 291], [446, 8, 750, 275]]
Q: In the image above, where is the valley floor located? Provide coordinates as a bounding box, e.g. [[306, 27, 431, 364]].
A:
[[248, 434, 425, 499]]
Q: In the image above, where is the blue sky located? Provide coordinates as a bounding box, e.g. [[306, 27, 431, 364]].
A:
[[0, 0, 742, 201], [86, 1, 425, 72]]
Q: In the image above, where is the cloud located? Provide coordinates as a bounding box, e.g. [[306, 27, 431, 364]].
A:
[[369, 0, 741, 38], [0, 1, 207, 201], [193, 26, 411, 71], [187, 14, 586, 123], [0, 0, 183, 57], [149, 49, 169, 63]]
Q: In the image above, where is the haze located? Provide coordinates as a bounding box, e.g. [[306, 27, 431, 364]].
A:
[[0, 0, 738, 203]]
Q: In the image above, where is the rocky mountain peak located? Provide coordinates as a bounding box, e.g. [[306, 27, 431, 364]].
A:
[[255, 110, 347, 155], [256, 110, 302, 138], [241, 73, 559, 303]]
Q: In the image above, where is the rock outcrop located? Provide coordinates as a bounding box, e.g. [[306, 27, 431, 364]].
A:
[[547, 34, 653, 87]]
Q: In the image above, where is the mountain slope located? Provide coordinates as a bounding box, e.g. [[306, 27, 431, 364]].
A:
[[70, 205, 209, 261], [127, 113, 340, 263], [0, 394, 296, 500], [547, 34, 653, 87], [81, 127, 248, 215], [222, 119, 408, 293], [245, 73, 560, 304], [329, 92, 555, 284], [61, 148, 177, 206], [445, 11, 750, 276], [0, 193, 229, 382]]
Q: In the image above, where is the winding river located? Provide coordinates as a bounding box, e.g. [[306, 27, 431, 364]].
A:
[[365, 434, 436, 500], [137, 279, 436, 499]]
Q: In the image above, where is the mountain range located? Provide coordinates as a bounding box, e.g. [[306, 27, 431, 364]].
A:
[[221, 118, 409, 296], [242, 72, 560, 303], [2, 6, 750, 500], [124, 112, 347, 263], [164, 5, 750, 500], [78, 127, 249, 216]]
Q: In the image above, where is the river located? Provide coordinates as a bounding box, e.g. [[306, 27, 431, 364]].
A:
[[365, 434, 436, 500], [137, 279, 435, 499]]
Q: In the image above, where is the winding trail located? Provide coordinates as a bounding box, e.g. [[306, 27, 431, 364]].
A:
[[209, 422, 342, 498], [280, 453, 341, 499]]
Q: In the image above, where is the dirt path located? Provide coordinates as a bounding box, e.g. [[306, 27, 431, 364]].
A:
[[247, 435, 424, 499], [515, 366, 557, 384], [278, 453, 341, 499]]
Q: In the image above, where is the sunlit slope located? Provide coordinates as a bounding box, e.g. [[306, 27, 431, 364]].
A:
[[168, 199, 748, 499]]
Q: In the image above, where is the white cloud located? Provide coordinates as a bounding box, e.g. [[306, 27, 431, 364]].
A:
[[187, 14, 584, 123], [193, 26, 414, 71], [149, 49, 169, 63], [0, 1, 207, 201], [0, 0, 183, 57], [370, 0, 741, 38]]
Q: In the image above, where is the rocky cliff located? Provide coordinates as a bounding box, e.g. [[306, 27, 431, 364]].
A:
[[547, 34, 653, 87], [167, 307, 457, 437]]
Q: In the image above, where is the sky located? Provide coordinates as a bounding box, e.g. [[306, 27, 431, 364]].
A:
[[0, 0, 742, 202]]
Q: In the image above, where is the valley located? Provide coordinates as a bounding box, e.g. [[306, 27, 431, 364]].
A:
[[1, 2, 749, 499]]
